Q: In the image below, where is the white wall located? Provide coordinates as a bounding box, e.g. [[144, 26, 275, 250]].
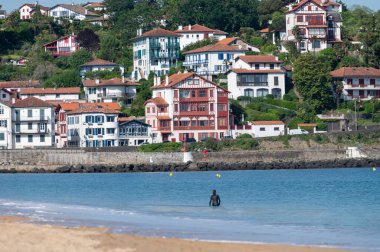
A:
[[0, 104, 12, 149], [20, 93, 79, 101], [252, 124, 285, 138], [49, 6, 86, 20]]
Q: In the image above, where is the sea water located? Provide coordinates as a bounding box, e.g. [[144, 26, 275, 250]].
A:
[[0, 168, 379, 251]]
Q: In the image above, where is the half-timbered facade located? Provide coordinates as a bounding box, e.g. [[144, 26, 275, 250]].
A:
[[43, 34, 80, 57], [283, 0, 342, 52], [145, 72, 230, 143], [118, 118, 151, 146]]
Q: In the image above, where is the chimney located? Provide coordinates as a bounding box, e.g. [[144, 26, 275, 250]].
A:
[[165, 75, 169, 86], [188, 25, 191, 30], [122, 75, 125, 83], [153, 75, 157, 86], [12, 98, 15, 104], [95, 79, 100, 85], [157, 76, 161, 86], [178, 25, 183, 30]]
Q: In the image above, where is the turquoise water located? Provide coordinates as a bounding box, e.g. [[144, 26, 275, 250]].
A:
[[0, 168, 379, 251]]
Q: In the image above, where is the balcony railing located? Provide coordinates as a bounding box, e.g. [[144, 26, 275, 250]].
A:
[[183, 60, 209, 66], [14, 128, 51, 134], [179, 111, 211, 116], [173, 126, 215, 130], [158, 126, 171, 132], [237, 82, 269, 87], [179, 96, 211, 102], [97, 93, 124, 98], [13, 116, 50, 122]]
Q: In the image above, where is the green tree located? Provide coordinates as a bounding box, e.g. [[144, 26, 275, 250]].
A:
[[293, 53, 335, 113], [68, 49, 92, 69]]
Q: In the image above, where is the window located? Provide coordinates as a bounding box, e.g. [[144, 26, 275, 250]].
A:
[[107, 116, 115, 122], [40, 135, 45, 142], [0, 133, 4, 141], [152, 107, 155, 113], [210, 90, 214, 97], [28, 110, 33, 117], [199, 90, 206, 97], [174, 104, 178, 112], [191, 90, 196, 97], [174, 90, 178, 98], [270, 64, 274, 70], [28, 123, 32, 130], [210, 103, 214, 111], [179, 90, 190, 98], [199, 120, 208, 126], [28, 135, 33, 142], [107, 128, 115, 134], [347, 79, 353, 85], [0, 106, 3, 114], [16, 135, 20, 143], [370, 79, 375, 85], [217, 104, 227, 111], [297, 15, 303, 22], [255, 64, 260, 70], [244, 89, 254, 97], [274, 77, 279, 86], [312, 40, 321, 49], [274, 127, 280, 131], [39, 123, 45, 131], [257, 89, 269, 97], [218, 53, 223, 60], [2, 93, 6, 98], [56, 94, 60, 98], [260, 127, 266, 131], [359, 79, 364, 85], [218, 118, 227, 126], [193, 79, 199, 85], [0, 120, 6, 127]]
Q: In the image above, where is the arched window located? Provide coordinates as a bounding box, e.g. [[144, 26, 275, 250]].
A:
[[244, 89, 254, 97], [257, 89, 269, 97]]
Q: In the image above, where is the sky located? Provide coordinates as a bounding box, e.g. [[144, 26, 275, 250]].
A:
[[1, 0, 380, 12]]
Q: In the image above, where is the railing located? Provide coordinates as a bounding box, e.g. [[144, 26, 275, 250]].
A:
[[158, 126, 171, 132], [183, 60, 209, 66], [173, 126, 215, 130], [179, 97, 211, 102], [179, 111, 211, 116], [14, 129, 51, 134], [13, 116, 50, 122], [97, 93, 124, 98], [237, 82, 269, 87]]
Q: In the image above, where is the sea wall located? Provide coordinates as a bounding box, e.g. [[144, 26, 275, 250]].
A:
[[0, 148, 349, 167]]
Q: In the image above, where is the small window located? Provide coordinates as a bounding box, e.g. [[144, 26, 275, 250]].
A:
[[255, 64, 259, 70], [28, 123, 32, 130], [147, 107, 150, 114], [270, 64, 274, 70], [370, 79, 375, 85], [0, 133, 4, 141], [274, 77, 279, 86], [297, 15, 303, 22], [28, 135, 33, 142], [40, 135, 45, 142], [16, 135, 21, 143], [28, 110, 33, 117], [274, 127, 280, 131], [260, 127, 266, 131]]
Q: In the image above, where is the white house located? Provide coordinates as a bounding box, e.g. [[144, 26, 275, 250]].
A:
[[331, 67, 380, 101], [83, 2, 106, 12], [174, 24, 228, 49], [49, 4, 99, 21], [227, 55, 286, 99], [145, 72, 230, 143], [283, 0, 342, 52], [43, 34, 80, 57], [118, 118, 151, 146], [0, 89, 14, 103], [19, 3, 48, 20], [0, 5, 6, 19], [20, 87, 81, 102], [83, 78, 138, 105], [251, 121, 286, 138], [0, 101, 12, 149], [216, 37, 260, 53], [132, 28, 181, 80], [66, 103, 119, 147], [12, 97, 55, 149], [183, 44, 246, 77], [80, 58, 124, 77]]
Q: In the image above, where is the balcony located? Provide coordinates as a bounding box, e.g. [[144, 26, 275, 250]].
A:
[[149, 42, 161, 49], [13, 116, 50, 122], [173, 126, 215, 131], [237, 82, 269, 87], [183, 60, 209, 66], [179, 96, 211, 102], [97, 93, 124, 98], [166, 43, 180, 48], [179, 111, 211, 116], [158, 126, 171, 132], [14, 128, 51, 134]]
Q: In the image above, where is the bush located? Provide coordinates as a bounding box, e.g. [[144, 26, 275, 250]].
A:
[[236, 133, 252, 139], [235, 138, 259, 150], [138, 142, 181, 152], [204, 138, 220, 151]]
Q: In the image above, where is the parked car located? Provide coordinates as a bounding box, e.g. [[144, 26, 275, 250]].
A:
[[182, 137, 196, 143], [288, 129, 309, 135]]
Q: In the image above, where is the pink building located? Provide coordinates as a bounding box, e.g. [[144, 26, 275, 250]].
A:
[[19, 3, 48, 20]]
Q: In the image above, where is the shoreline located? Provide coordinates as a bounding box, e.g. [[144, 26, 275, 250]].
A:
[[0, 215, 358, 252], [0, 157, 378, 173]]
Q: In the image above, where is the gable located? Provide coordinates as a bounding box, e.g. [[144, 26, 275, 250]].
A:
[[293, 1, 326, 13], [120, 120, 150, 128]]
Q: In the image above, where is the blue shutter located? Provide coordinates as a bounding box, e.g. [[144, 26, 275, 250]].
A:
[[102, 116, 104, 123], [92, 116, 95, 123], [227, 53, 231, 60], [218, 53, 223, 60], [205, 54, 208, 60], [102, 128, 105, 135], [85, 116, 88, 123]]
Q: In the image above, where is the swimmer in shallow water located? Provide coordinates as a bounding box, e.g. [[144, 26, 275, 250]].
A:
[[209, 190, 221, 207]]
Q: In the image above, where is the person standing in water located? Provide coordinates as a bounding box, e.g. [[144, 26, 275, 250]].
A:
[[209, 190, 221, 207]]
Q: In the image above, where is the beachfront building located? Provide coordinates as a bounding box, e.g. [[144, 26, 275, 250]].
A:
[[251, 121, 285, 138], [183, 44, 246, 77], [118, 118, 151, 146], [227, 55, 285, 99], [43, 35, 80, 57], [48, 4, 99, 21], [0, 101, 12, 149], [330, 67, 380, 101], [0, 80, 41, 92], [80, 58, 124, 77], [174, 24, 228, 50], [19, 3, 49, 20], [56, 102, 120, 148], [11, 97, 55, 149], [216, 37, 260, 53], [66, 103, 119, 147], [145, 72, 230, 143], [132, 28, 180, 81], [20, 87, 81, 102], [83, 78, 138, 105], [282, 0, 342, 52]]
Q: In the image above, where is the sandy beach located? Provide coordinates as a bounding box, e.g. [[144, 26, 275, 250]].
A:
[[0, 216, 358, 252]]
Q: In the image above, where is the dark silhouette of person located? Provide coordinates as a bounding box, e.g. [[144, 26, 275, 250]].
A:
[[209, 190, 221, 207]]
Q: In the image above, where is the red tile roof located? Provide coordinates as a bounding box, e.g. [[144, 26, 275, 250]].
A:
[[157, 116, 171, 120], [229, 69, 284, 74], [216, 37, 238, 45], [81, 58, 119, 66], [118, 116, 136, 122], [252, 121, 285, 125], [237, 55, 282, 64], [144, 97, 169, 106], [0, 80, 40, 89], [175, 24, 227, 35], [83, 78, 139, 87], [66, 103, 119, 115], [259, 28, 270, 33], [151, 72, 229, 92], [330, 67, 380, 78], [184, 44, 246, 54], [12, 97, 54, 108], [20, 87, 81, 95], [133, 28, 180, 40]]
